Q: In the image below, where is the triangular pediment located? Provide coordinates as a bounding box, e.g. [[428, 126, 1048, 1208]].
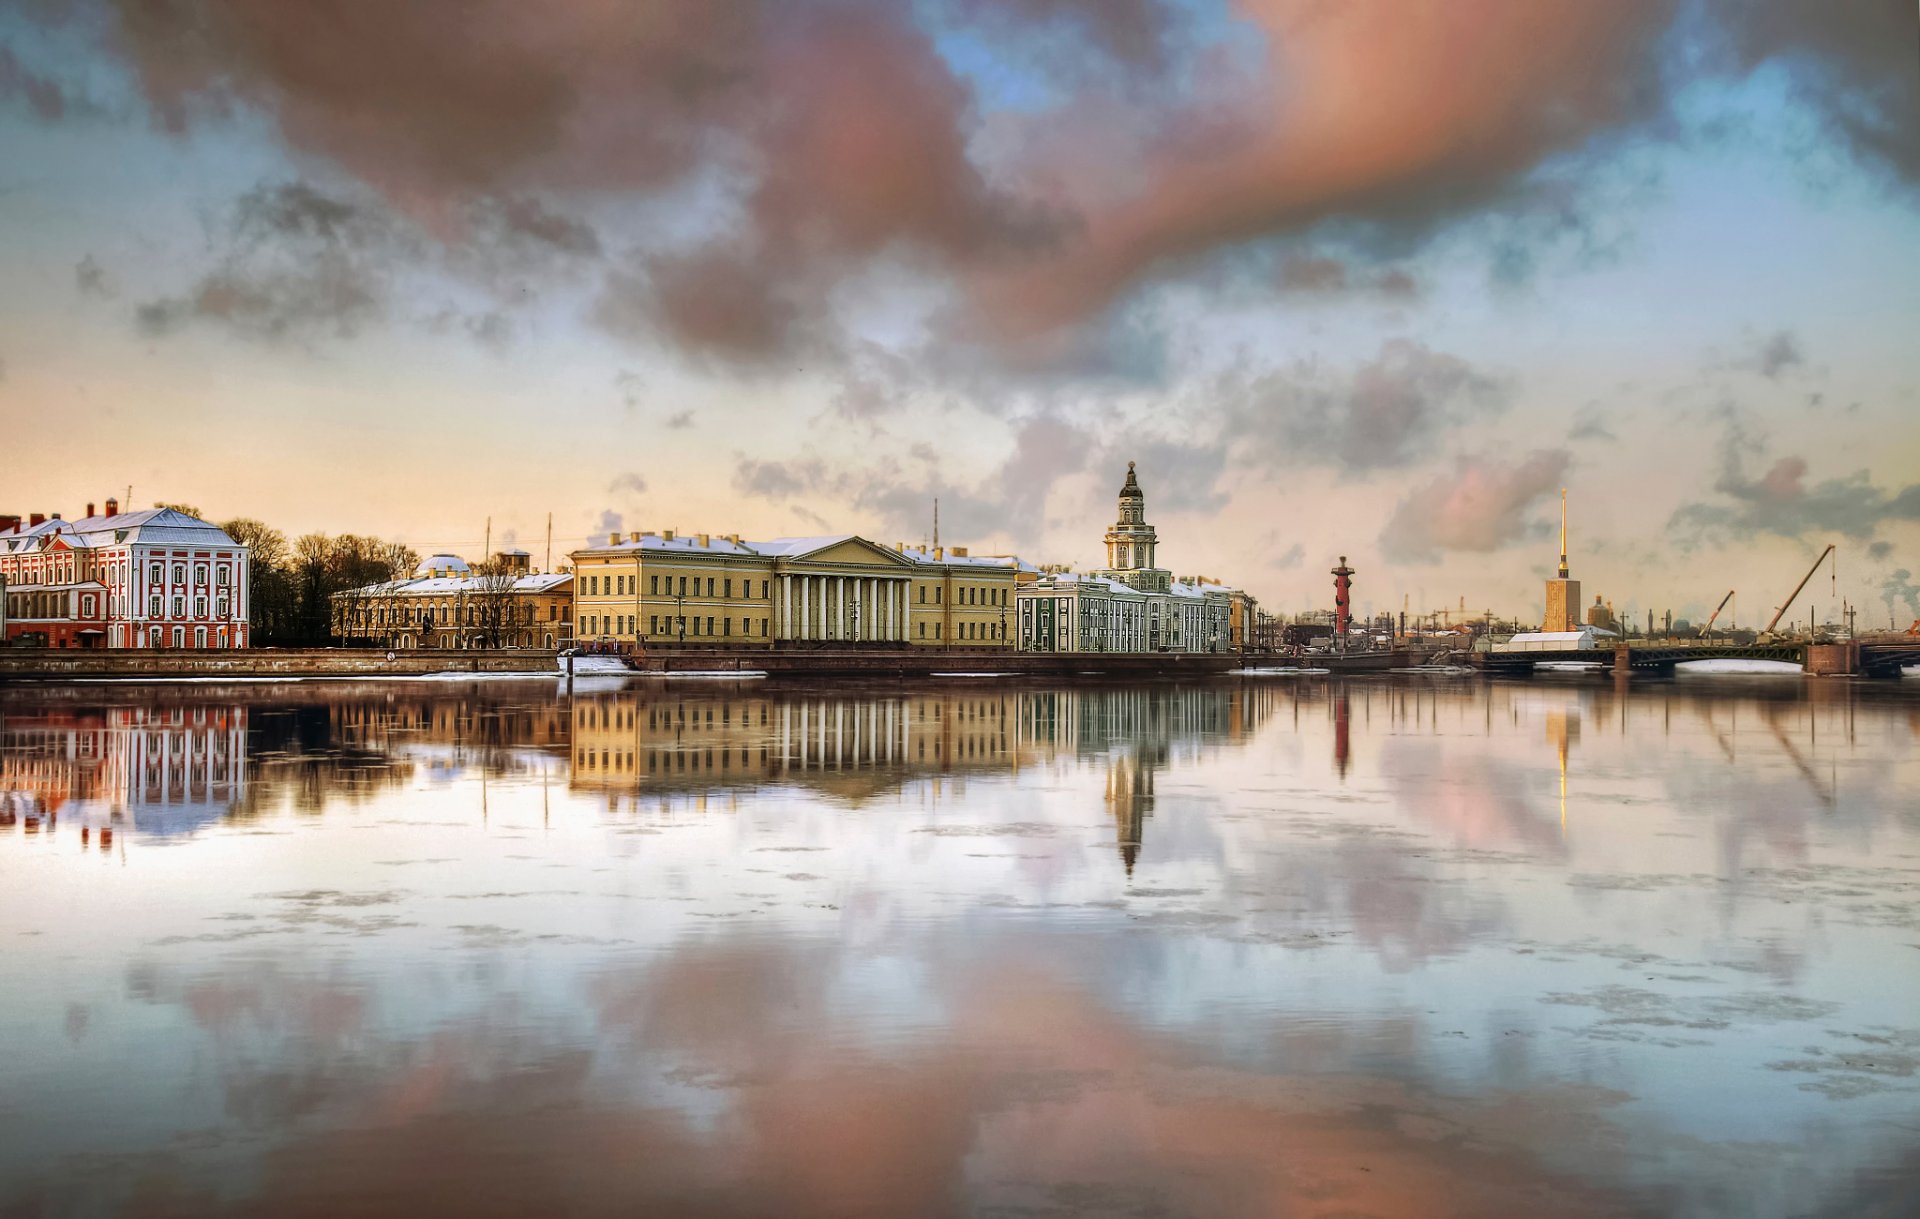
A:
[[786, 536, 917, 568]]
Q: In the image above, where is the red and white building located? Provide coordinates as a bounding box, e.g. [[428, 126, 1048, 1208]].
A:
[[0, 499, 250, 649]]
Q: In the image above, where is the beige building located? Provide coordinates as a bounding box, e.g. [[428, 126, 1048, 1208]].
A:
[[570, 531, 925, 650], [333, 551, 574, 649], [893, 544, 1033, 648]]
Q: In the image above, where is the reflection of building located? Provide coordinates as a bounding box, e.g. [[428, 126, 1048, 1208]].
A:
[[0, 704, 246, 835], [567, 684, 1278, 874], [0, 502, 251, 649]]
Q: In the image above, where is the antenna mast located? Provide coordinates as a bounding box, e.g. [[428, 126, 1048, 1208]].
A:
[[933, 498, 940, 550], [545, 512, 553, 573]]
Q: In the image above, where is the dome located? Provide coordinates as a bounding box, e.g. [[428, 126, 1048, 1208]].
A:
[[414, 553, 470, 577], [1119, 461, 1142, 499]]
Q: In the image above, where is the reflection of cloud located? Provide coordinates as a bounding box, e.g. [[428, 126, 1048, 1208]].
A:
[[92, 951, 1648, 1219]]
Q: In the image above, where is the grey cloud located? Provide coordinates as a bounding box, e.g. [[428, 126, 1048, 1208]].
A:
[[664, 410, 694, 430], [1883, 569, 1919, 619], [74, 254, 112, 298], [1273, 542, 1305, 570], [1741, 330, 1804, 379], [1275, 254, 1422, 301], [1867, 540, 1893, 561], [1569, 406, 1617, 443], [0, 42, 102, 121], [595, 508, 624, 536], [609, 472, 649, 495], [1380, 449, 1570, 563], [1668, 423, 1920, 543], [136, 179, 594, 347], [1235, 340, 1508, 473]]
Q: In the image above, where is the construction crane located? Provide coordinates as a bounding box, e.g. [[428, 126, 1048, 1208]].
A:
[[1698, 589, 1735, 638], [1763, 544, 1834, 639]]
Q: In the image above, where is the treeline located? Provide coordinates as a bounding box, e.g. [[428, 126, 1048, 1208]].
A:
[[220, 520, 419, 646]]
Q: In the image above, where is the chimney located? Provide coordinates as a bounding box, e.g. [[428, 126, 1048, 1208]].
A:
[[0, 515, 18, 534], [950, 546, 968, 558], [87, 502, 96, 518], [725, 533, 740, 545], [933, 546, 943, 560], [696, 533, 710, 547], [662, 529, 675, 541], [105, 497, 119, 516], [609, 532, 621, 546], [49, 513, 60, 521], [29, 513, 44, 527]]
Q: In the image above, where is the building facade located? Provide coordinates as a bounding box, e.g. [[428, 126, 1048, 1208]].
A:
[[332, 551, 573, 649], [569, 531, 924, 651], [894, 545, 1031, 648], [0, 501, 250, 649], [1025, 463, 1239, 654]]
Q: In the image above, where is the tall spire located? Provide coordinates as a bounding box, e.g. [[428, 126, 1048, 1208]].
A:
[[1557, 488, 1569, 579]]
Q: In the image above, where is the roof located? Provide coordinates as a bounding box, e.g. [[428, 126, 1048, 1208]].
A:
[[1508, 630, 1609, 643], [1023, 572, 1146, 597], [339, 571, 573, 598], [414, 553, 471, 576], [0, 508, 245, 554], [894, 545, 1037, 572]]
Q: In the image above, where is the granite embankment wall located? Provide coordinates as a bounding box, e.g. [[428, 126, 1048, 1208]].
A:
[[615, 649, 1258, 678], [0, 648, 557, 681]]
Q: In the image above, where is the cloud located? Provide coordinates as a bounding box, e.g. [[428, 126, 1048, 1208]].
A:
[[1273, 542, 1306, 569], [1668, 423, 1920, 543], [1568, 405, 1616, 443], [1740, 329, 1804, 379], [1883, 569, 1920, 619], [134, 179, 597, 345], [1381, 449, 1571, 562], [62, 0, 1920, 372], [663, 410, 694, 431], [1236, 340, 1508, 473], [595, 508, 624, 537], [1867, 540, 1893, 562], [74, 254, 112, 298], [1275, 254, 1422, 300], [608, 472, 649, 496], [0, 41, 102, 121]]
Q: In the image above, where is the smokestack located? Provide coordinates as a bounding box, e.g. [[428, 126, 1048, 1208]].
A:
[[105, 497, 119, 516], [29, 513, 45, 527], [87, 502, 95, 518]]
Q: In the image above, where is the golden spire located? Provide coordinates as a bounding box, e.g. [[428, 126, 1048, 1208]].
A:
[[1557, 488, 1569, 579]]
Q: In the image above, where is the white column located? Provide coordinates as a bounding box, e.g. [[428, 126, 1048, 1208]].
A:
[[850, 577, 862, 641], [800, 576, 810, 639], [781, 574, 792, 639], [834, 576, 844, 640]]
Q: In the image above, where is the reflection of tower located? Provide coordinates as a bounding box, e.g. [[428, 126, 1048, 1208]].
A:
[[1332, 556, 1355, 638], [1105, 751, 1155, 876], [1333, 688, 1351, 779], [1545, 710, 1577, 831]]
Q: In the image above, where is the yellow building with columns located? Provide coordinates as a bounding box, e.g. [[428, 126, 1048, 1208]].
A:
[[569, 530, 924, 650], [893, 544, 1032, 648]]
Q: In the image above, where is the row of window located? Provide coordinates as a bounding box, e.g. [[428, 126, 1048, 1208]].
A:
[[921, 584, 1007, 606], [585, 614, 773, 638], [585, 573, 774, 600], [146, 563, 232, 588], [146, 596, 231, 619]]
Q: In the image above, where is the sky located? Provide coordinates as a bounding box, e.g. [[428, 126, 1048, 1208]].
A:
[[1, 0, 1918, 627]]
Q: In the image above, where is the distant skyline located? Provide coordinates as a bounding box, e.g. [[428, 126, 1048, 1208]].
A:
[[2, 1, 1917, 625]]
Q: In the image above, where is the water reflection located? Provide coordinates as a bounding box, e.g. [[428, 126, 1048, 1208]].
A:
[[1, 676, 1917, 1217]]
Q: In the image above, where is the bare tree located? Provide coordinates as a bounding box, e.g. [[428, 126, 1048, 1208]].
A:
[[468, 558, 522, 649]]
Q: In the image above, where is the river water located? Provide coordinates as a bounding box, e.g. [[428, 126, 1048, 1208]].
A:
[[1, 675, 1916, 1218]]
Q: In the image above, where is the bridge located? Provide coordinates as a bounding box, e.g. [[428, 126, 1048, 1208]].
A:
[[1473, 640, 1920, 678]]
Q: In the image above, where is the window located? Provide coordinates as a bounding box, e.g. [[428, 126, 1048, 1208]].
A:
[[935, 624, 942, 639], [650, 575, 658, 595], [706, 616, 715, 635], [762, 581, 770, 599], [724, 617, 731, 637], [935, 588, 943, 604], [81, 595, 95, 617], [217, 566, 230, 586], [761, 618, 769, 636], [173, 564, 186, 585], [171, 596, 184, 617], [193, 597, 206, 618], [194, 564, 208, 585], [919, 622, 926, 637], [707, 578, 715, 596], [650, 615, 659, 634], [919, 586, 926, 603], [678, 576, 687, 596], [692, 617, 702, 637], [724, 578, 732, 598], [149, 563, 162, 585]]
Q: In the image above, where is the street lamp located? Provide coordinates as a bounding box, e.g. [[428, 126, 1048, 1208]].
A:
[[676, 594, 686, 644]]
